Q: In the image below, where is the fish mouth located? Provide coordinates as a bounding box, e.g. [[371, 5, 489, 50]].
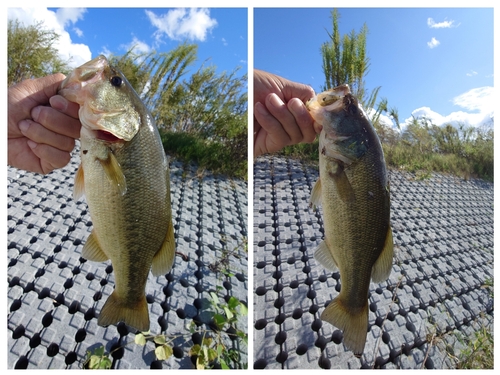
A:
[[96, 130, 123, 142], [59, 56, 109, 104], [306, 84, 351, 112]]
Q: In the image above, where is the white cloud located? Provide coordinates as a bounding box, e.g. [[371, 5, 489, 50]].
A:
[[427, 17, 458, 29], [145, 8, 217, 42], [427, 37, 440, 49], [402, 86, 494, 129], [466, 70, 478, 77], [7, 8, 91, 68], [222, 37, 228, 46], [452, 86, 493, 113], [55, 8, 86, 28], [122, 36, 152, 55]]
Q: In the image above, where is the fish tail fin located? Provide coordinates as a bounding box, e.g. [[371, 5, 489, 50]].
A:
[[321, 296, 368, 356], [98, 291, 149, 332]]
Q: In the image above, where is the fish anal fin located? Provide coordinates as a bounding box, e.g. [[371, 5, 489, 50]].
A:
[[309, 178, 322, 208], [321, 296, 368, 356], [73, 164, 85, 200], [99, 152, 127, 196], [151, 217, 176, 276], [98, 291, 149, 332], [371, 225, 394, 283], [82, 231, 109, 262], [313, 240, 338, 271]]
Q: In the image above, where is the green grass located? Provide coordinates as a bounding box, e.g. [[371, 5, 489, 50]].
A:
[[161, 130, 247, 180]]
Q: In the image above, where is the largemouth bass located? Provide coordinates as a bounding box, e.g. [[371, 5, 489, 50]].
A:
[[307, 85, 393, 356], [59, 55, 175, 332]]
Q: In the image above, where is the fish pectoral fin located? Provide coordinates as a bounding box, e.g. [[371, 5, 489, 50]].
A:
[[151, 218, 176, 276], [331, 167, 356, 203], [73, 164, 85, 200], [99, 151, 127, 196], [309, 178, 322, 209], [82, 231, 109, 262], [313, 240, 338, 271], [321, 297, 368, 356], [371, 225, 394, 283]]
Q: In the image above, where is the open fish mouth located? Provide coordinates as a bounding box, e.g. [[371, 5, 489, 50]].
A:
[[306, 84, 351, 111]]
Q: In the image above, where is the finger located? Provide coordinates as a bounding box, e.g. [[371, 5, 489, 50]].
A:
[[265, 93, 303, 144], [30, 73, 67, 105], [27, 141, 72, 174], [50, 95, 80, 120], [18, 119, 76, 153], [287, 98, 317, 143], [254, 102, 290, 154], [31, 105, 81, 140]]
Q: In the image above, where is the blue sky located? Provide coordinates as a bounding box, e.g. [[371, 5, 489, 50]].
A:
[[6, 7, 494, 131], [7, 7, 248, 86], [254, 7, 494, 129]]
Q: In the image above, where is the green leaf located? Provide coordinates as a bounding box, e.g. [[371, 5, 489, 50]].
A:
[[135, 333, 146, 346], [227, 296, 239, 310], [153, 335, 166, 345], [210, 291, 220, 305], [239, 303, 248, 316], [220, 358, 230, 369], [223, 306, 234, 320], [214, 313, 226, 327], [155, 344, 173, 361]]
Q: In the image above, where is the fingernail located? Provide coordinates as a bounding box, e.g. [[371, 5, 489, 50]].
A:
[[31, 106, 41, 122], [267, 93, 284, 109], [50, 95, 67, 111], [255, 102, 269, 116], [27, 140, 37, 149], [287, 98, 304, 116], [18, 120, 30, 133]]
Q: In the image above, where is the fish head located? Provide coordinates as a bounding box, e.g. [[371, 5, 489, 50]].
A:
[[307, 85, 373, 165], [59, 55, 141, 142]]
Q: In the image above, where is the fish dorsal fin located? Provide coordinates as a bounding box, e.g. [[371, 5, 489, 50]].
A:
[[82, 230, 109, 262], [99, 151, 127, 196], [313, 240, 338, 271], [73, 164, 85, 200], [151, 216, 176, 276], [309, 178, 322, 208], [371, 225, 394, 283]]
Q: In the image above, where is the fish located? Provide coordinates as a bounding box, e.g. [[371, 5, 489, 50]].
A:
[[307, 85, 393, 356], [59, 55, 176, 332]]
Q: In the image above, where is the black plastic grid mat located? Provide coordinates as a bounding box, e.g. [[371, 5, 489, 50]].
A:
[[253, 155, 493, 369], [7, 145, 248, 369]]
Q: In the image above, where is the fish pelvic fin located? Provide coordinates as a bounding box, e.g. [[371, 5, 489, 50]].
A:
[[82, 230, 109, 262], [313, 240, 338, 271], [321, 297, 368, 356], [73, 164, 85, 200], [371, 225, 394, 283], [99, 151, 127, 196], [98, 291, 149, 332], [151, 217, 176, 276], [309, 178, 322, 209]]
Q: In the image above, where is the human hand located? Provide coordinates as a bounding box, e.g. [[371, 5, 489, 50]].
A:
[[8, 73, 81, 174], [254, 69, 319, 157]]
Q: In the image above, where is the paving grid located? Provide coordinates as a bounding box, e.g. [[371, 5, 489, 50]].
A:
[[7, 146, 248, 369], [253, 155, 493, 369]]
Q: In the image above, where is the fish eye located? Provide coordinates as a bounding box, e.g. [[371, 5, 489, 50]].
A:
[[110, 76, 123, 87]]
